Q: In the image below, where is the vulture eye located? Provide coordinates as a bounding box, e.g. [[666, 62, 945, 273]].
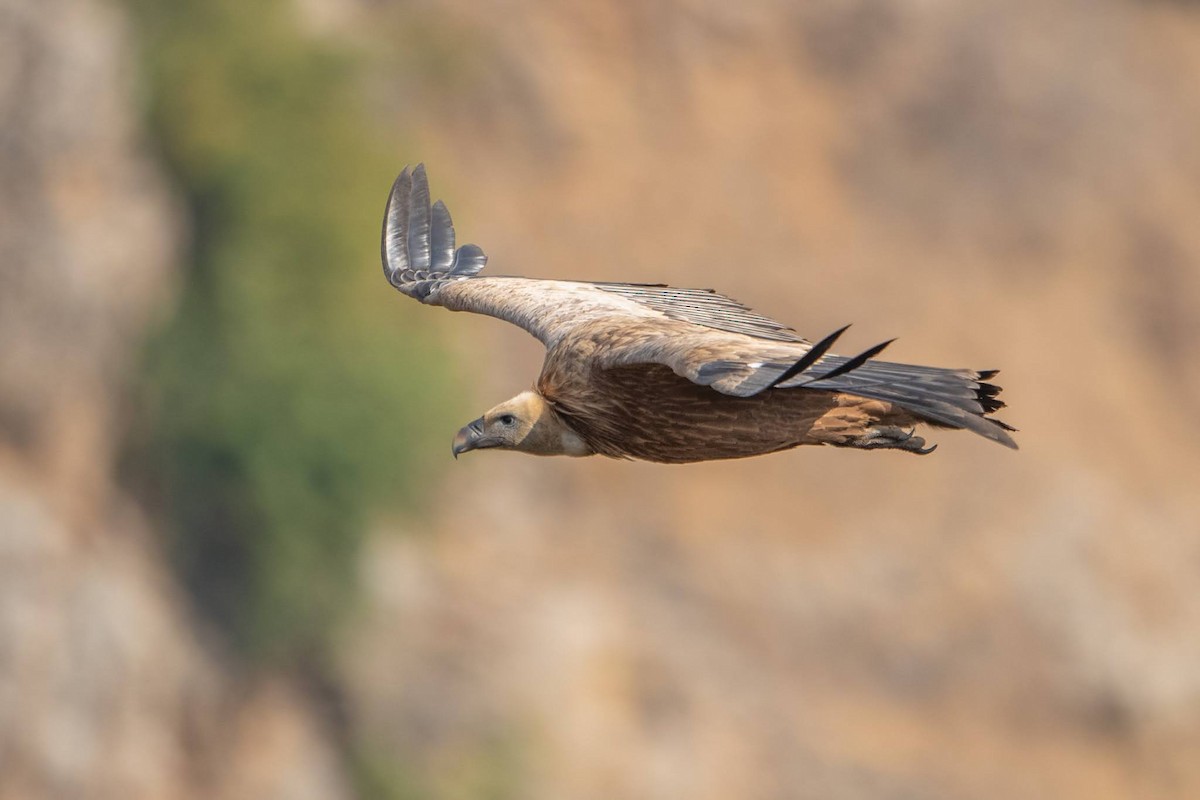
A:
[[498, 414, 516, 426]]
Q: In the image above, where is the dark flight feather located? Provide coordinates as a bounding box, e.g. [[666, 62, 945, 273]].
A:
[[429, 200, 455, 271], [382, 165, 488, 299], [764, 324, 851, 390], [406, 166, 432, 270]]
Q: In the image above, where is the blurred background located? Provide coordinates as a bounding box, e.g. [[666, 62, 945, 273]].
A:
[[3, 0, 1200, 797]]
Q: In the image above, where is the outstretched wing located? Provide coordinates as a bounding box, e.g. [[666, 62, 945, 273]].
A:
[[383, 165, 811, 345], [383, 167, 899, 387], [381, 166, 1016, 447]]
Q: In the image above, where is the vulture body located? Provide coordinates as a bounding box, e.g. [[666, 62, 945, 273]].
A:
[[382, 165, 1016, 463]]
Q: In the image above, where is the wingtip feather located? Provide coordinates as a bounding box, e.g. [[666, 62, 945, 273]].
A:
[[407, 164, 432, 270], [382, 166, 413, 281], [381, 163, 490, 298]]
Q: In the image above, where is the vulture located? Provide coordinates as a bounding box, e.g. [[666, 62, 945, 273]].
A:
[[381, 165, 1016, 463]]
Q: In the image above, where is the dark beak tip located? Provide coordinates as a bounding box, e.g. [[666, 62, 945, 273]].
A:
[[452, 417, 486, 459]]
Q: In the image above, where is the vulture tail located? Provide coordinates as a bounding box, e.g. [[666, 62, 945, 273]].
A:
[[382, 164, 488, 300], [808, 359, 1018, 449]]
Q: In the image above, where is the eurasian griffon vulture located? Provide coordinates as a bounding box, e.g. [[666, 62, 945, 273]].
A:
[[382, 165, 1016, 462]]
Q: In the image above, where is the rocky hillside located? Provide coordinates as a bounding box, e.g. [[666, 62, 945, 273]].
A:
[[0, 1, 347, 797]]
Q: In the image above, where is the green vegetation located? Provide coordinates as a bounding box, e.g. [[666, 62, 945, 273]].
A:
[[351, 735, 524, 800], [126, 0, 456, 661]]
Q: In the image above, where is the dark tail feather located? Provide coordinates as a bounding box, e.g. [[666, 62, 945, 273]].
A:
[[975, 376, 1008, 417], [816, 361, 1018, 448]]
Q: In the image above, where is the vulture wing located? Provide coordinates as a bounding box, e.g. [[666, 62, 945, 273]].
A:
[[382, 165, 804, 349], [382, 165, 1016, 448]]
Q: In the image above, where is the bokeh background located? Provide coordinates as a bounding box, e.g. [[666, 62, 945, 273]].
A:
[[3, 0, 1200, 798]]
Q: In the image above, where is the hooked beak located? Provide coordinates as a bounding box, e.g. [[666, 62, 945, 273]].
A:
[[451, 417, 498, 459]]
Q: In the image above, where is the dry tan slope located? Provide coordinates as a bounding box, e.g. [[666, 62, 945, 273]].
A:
[[347, 1, 1200, 798], [0, 1, 349, 798]]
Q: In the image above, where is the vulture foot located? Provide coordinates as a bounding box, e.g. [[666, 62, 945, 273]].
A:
[[848, 426, 937, 455]]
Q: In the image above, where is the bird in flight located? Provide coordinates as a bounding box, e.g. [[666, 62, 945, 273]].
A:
[[382, 165, 1015, 463]]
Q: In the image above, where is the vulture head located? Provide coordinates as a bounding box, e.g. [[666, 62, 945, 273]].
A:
[[452, 391, 592, 459]]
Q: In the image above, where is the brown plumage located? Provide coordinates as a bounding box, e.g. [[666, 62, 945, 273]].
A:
[[382, 165, 1016, 462]]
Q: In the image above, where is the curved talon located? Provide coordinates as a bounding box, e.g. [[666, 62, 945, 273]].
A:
[[845, 425, 935, 454]]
